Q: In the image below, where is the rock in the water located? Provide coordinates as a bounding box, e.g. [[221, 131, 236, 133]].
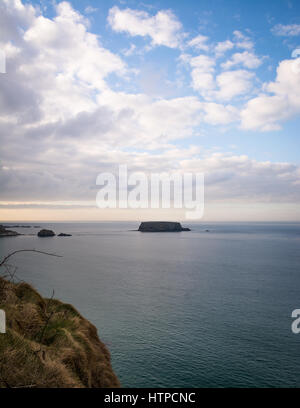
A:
[[0, 225, 20, 237], [138, 221, 190, 232], [37, 229, 55, 237], [58, 233, 72, 237]]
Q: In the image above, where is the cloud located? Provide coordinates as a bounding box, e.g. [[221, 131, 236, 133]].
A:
[[271, 23, 300, 36], [0, 0, 36, 43], [190, 55, 215, 71], [1, 146, 300, 206], [180, 153, 300, 203], [187, 53, 255, 102], [84, 6, 98, 14], [216, 70, 255, 101], [188, 55, 216, 96], [187, 34, 209, 51], [107, 6, 183, 48], [185, 33, 260, 102], [0, 1, 129, 131], [201, 103, 239, 125], [241, 58, 300, 130], [122, 43, 137, 56], [233, 30, 254, 50], [94, 91, 204, 145], [24, 2, 127, 96], [214, 40, 234, 56], [221, 51, 262, 69], [0, 0, 299, 217]]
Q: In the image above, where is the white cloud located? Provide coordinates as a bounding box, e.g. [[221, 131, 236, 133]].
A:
[[1, 0, 299, 216], [95, 91, 204, 146], [108, 6, 183, 48], [190, 55, 215, 71], [215, 40, 234, 56], [122, 43, 137, 56], [180, 152, 300, 205], [201, 103, 239, 125], [187, 34, 209, 51], [221, 51, 262, 69], [216, 70, 255, 101], [4, 1, 128, 123], [191, 71, 215, 94], [84, 6, 98, 14], [271, 23, 300, 36], [189, 55, 216, 96], [241, 58, 300, 130], [233, 30, 254, 50], [187, 54, 256, 102]]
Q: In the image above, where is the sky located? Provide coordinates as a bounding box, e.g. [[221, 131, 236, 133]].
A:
[[0, 0, 300, 222]]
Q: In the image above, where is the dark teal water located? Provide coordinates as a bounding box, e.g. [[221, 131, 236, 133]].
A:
[[0, 222, 300, 387]]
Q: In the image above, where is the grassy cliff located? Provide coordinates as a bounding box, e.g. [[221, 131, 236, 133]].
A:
[[0, 276, 120, 388]]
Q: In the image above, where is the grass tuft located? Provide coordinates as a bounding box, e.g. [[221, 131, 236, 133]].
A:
[[0, 276, 120, 388]]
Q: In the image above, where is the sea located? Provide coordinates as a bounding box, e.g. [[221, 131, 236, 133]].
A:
[[0, 221, 299, 388]]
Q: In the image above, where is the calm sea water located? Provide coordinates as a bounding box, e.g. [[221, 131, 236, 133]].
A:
[[0, 222, 300, 387]]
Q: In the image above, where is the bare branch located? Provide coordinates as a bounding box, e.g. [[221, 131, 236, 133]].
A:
[[0, 250, 62, 268]]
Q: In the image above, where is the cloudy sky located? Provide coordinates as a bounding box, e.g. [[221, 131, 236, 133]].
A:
[[0, 0, 300, 221]]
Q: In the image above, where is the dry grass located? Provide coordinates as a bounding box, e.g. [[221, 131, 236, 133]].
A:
[[0, 276, 120, 388]]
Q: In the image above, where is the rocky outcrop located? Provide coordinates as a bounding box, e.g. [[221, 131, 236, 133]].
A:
[[0, 225, 20, 237], [58, 233, 72, 237], [0, 276, 120, 388], [138, 221, 191, 232], [37, 229, 55, 237]]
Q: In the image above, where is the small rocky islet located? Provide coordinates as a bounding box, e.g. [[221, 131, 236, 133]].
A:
[[37, 229, 72, 237], [0, 225, 20, 237], [138, 221, 191, 232], [0, 225, 72, 238], [37, 229, 56, 237]]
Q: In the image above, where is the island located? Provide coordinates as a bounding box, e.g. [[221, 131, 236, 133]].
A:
[[138, 221, 191, 232], [0, 225, 20, 237], [37, 229, 55, 237]]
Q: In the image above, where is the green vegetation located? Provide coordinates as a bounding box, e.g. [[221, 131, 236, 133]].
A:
[[0, 276, 120, 388]]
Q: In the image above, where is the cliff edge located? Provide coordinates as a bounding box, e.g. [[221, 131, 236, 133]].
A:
[[0, 276, 120, 388]]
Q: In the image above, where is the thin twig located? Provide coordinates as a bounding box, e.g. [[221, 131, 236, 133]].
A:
[[0, 250, 62, 268]]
